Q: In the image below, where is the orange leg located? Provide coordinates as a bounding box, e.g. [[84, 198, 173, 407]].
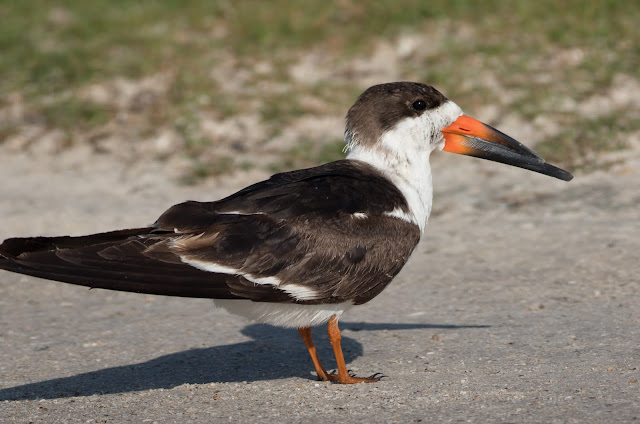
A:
[[298, 327, 332, 381], [326, 315, 382, 384]]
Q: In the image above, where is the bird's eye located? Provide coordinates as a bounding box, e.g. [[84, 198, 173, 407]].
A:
[[412, 100, 427, 111]]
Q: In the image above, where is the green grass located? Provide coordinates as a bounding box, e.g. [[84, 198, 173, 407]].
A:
[[1, 0, 638, 177], [37, 98, 114, 130], [4, 1, 636, 93]]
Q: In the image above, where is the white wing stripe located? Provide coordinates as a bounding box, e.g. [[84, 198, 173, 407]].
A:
[[181, 258, 320, 301]]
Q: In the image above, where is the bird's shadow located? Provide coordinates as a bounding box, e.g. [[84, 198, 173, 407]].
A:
[[0, 321, 488, 400]]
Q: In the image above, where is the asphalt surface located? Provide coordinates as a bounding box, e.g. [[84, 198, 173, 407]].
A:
[[0, 153, 638, 423]]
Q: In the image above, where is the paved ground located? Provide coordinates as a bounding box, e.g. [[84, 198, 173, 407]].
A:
[[0, 148, 638, 423]]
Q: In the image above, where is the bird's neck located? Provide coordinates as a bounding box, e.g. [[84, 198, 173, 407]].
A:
[[346, 142, 434, 234]]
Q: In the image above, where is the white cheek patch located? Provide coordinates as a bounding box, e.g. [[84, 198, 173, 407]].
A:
[[376, 100, 463, 159], [429, 101, 461, 150], [422, 101, 463, 147]]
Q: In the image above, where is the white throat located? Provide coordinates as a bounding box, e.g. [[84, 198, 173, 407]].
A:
[[345, 100, 462, 234]]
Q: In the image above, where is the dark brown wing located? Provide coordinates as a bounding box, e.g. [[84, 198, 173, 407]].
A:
[[151, 160, 421, 304]]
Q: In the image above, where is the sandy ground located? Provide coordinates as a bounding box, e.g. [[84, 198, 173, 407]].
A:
[[0, 139, 639, 423]]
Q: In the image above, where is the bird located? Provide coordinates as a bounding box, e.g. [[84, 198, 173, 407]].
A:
[[0, 82, 572, 384]]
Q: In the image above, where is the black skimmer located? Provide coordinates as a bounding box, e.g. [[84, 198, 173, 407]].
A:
[[0, 82, 572, 384]]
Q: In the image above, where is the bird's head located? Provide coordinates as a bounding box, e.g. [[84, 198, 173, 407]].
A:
[[344, 82, 572, 181]]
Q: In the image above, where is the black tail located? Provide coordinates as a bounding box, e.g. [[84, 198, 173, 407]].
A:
[[0, 228, 150, 258], [0, 229, 240, 299]]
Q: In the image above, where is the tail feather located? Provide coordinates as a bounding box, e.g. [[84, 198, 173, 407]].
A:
[[0, 228, 152, 258], [0, 228, 242, 299]]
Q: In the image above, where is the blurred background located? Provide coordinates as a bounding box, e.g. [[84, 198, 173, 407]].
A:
[[1, 0, 638, 183]]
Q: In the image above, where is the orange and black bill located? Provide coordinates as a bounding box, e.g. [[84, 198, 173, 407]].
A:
[[442, 115, 573, 181]]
